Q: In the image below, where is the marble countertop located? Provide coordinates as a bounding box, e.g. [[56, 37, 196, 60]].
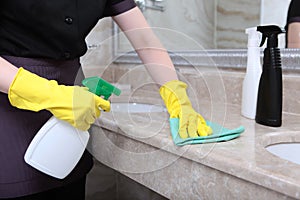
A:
[[90, 97, 300, 199]]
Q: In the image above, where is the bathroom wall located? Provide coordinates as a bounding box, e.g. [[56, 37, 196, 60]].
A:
[[82, 0, 293, 80], [84, 0, 292, 53], [260, 0, 291, 26], [216, 0, 261, 48], [260, 0, 291, 48], [82, 0, 217, 82], [215, 0, 290, 48], [132, 0, 216, 50], [83, 0, 217, 58]]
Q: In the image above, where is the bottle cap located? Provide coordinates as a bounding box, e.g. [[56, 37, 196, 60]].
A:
[[257, 25, 285, 48], [246, 27, 262, 47], [82, 77, 121, 100]]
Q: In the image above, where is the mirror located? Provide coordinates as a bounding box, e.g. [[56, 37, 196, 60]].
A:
[[113, 0, 291, 52], [110, 0, 300, 70]]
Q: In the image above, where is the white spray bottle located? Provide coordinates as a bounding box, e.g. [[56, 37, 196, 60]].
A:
[[241, 27, 262, 119], [24, 77, 121, 179]]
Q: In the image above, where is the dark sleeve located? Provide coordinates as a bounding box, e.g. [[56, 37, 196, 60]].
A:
[[285, 0, 300, 46], [103, 0, 137, 17], [286, 0, 300, 24]]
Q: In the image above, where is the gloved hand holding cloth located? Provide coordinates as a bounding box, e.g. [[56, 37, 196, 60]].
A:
[[8, 67, 110, 131], [159, 80, 213, 139], [111, 10, 244, 143]]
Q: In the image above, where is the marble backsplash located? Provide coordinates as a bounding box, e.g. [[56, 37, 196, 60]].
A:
[[83, 62, 300, 117]]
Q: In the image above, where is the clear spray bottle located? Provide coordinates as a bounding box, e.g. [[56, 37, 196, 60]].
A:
[[241, 27, 262, 119]]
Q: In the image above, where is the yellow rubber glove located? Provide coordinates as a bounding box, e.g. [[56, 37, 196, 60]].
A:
[[8, 67, 110, 131], [159, 80, 212, 138]]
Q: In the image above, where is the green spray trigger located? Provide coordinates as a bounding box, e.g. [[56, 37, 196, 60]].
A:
[[82, 77, 121, 100]]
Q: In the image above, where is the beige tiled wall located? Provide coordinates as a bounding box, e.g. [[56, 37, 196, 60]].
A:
[[216, 0, 261, 49]]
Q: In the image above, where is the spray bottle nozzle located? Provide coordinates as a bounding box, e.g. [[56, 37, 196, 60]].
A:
[[257, 25, 285, 47], [82, 77, 121, 100]]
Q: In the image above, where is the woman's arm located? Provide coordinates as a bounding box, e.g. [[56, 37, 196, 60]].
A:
[[112, 7, 178, 86], [287, 23, 300, 48], [1, 56, 110, 131], [112, 7, 212, 138], [0, 57, 18, 93]]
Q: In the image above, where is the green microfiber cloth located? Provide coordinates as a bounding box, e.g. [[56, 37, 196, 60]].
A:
[[169, 118, 244, 146]]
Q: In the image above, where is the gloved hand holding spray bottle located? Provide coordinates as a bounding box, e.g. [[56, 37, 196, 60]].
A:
[[8, 67, 121, 179]]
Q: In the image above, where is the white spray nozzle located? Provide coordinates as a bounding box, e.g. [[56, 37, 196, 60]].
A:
[[246, 27, 262, 47]]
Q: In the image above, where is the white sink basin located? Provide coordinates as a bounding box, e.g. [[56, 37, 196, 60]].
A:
[[266, 143, 300, 165], [111, 103, 166, 113]]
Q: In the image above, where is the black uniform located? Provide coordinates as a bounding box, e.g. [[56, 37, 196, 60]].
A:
[[0, 0, 136, 198], [285, 0, 300, 46]]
